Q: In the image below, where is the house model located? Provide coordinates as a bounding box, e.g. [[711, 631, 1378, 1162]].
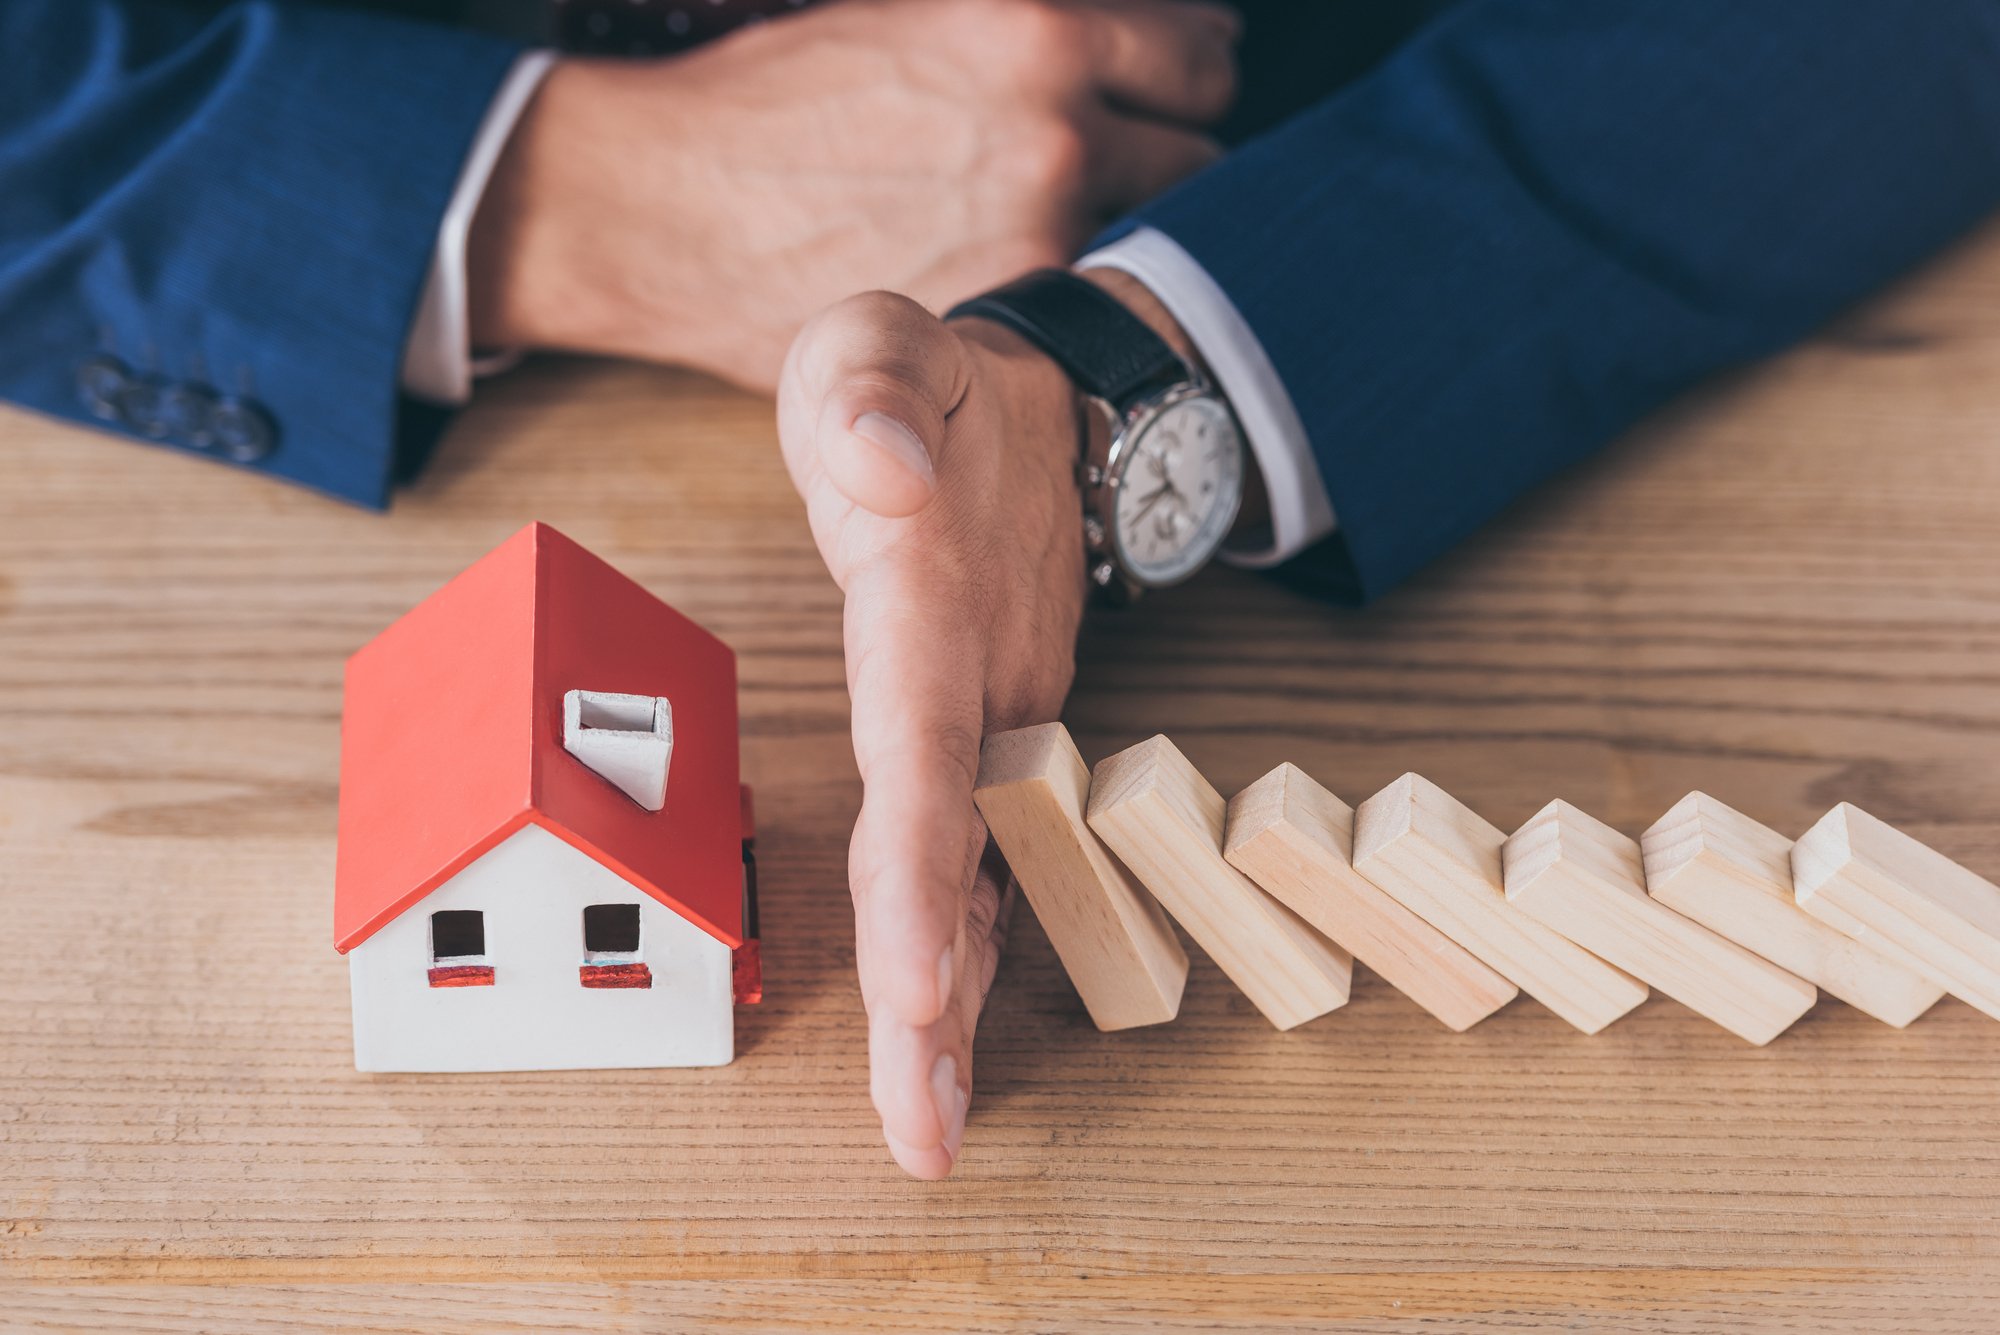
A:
[[334, 523, 759, 1072]]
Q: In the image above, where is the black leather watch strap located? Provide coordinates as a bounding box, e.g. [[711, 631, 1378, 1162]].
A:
[[946, 269, 1186, 410]]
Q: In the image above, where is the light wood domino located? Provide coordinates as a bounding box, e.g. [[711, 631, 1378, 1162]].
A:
[[1504, 801, 1816, 1045], [1793, 802, 2000, 1022], [1353, 774, 1647, 1035], [973, 723, 1188, 1031], [1086, 736, 1352, 1030], [1643, 792, 1943, 1028], [1223, 764, 1516, 1032]]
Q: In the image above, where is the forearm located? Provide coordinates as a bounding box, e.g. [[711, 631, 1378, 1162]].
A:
[[0, 1, 520, 506], [1126, 0, 2000, 600]]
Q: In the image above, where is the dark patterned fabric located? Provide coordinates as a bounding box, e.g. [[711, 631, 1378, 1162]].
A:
[[552, 0, 816, 55]]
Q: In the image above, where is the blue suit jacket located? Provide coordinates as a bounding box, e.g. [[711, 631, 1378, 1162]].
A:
[[6, 1, 2000, 601], [1128, 1, 2000, 599], [0, 2, 518, 505]]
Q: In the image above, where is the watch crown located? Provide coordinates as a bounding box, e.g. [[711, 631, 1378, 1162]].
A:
[[1090, 560, 1118, 588], [1083, 516, 1106, 549]]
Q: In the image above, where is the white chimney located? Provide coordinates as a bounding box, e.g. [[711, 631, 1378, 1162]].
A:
[[562, 689, 673, 811]]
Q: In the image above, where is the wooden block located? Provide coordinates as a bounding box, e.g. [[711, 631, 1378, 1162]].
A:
[[1223, 765, 1517, 1031], [1353, 774, 1648, 1035], [1643, 793, 1943, 1028], [973, 724, 1188, 1031], [1793, 802, 2000, 1021], [1503, 800, 1817, 1045], [1086, 736, 1352, 1030]]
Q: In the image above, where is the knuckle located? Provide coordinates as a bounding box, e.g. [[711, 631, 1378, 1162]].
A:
[[1008, 118, 1089, 199], [998, 0, 1080, 54], [831, 288, 929, 339], [819, 293, 955, 392], [977, 0, 1084, 80], [1191, 41, 1240, 115], [929, 715, 986, 791]]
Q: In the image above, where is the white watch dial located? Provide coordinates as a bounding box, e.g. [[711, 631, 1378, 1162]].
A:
[[1109, 393, 1244, 587]]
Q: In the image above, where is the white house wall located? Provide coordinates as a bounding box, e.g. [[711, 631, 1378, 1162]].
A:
[[348, 823, 734, 1071]]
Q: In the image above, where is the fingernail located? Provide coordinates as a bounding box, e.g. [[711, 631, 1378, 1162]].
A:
[[930, 1053, 967, 1159], [853, 411, 934, 488], [943, 1084, 969, 1160], [934, 943, 955, 1017]]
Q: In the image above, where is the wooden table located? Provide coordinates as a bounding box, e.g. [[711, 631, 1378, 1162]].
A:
[[4, 225, 2000, 1334]]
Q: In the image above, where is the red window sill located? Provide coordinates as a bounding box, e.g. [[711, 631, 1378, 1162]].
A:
[[580, 962, 652, 989], [428, 964, 494, 988]]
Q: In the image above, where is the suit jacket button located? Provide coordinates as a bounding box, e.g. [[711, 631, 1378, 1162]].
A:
[[211, 396, 277, 463], [162, 382, 221, 450], [76, 355, 130, 420], [115, 374, 176, 438]]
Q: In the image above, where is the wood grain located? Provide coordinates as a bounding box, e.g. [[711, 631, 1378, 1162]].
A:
[[6, 216, 2000, 1330], [1223, 763, 1517, 1031], [1087, 736, 1353, 1029], [1505, 800, 1818, 1045], [1352, 772, 1648, 1034], [1643, 792, 1944, 1027], [1794, 802, 2000, 1020], [973, 723, 1187, 1030]]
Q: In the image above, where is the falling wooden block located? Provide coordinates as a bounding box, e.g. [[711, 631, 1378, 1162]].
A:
[[1353, 774, 1648, 1035], [1504, 801, 1817, 1044], [1086, 736, 1352, 1030], [1793, 802, 2000, 1022], [1223, 764, 1517, 1031], [1643, 793, 1943, 1028], [972, 724, 1188, 1031]]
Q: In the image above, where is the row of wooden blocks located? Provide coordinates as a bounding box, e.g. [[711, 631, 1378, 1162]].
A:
[[972, 725, 2000, 1043]]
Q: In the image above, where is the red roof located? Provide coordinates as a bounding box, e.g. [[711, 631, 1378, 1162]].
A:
[[334, 523, 742, 953]]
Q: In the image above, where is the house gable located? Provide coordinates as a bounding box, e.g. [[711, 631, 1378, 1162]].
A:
[[335, 523, 743, 955], [348, 824, 733, 1072]]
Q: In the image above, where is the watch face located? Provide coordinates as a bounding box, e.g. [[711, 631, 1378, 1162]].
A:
[[1109, 393, 1244, 587]]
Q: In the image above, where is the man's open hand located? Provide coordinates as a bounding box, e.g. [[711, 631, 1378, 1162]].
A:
[[470, 0, 1238, 391], [777, 291, 1088, 1177]]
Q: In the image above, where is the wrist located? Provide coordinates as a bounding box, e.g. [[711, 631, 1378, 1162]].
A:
[[467, 59, 704, 365], [1077, 266, 1206, 377], [465, 59, 570, 352]]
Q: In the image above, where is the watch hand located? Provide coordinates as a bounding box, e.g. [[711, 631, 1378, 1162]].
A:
[[1130, 483, 1173, 520]]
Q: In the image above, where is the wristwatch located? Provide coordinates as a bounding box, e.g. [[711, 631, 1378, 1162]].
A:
[[946, 269, 1246, 600]]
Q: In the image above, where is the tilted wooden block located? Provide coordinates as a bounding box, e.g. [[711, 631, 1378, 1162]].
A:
[[1353, 774, 1647, 1035], [973, 724, 1188, 1031], [1503, 801, 1817, 1044], [1792, 802, 2000, 1022], [1223, 764, 1517, 1031], [1086, 737, 1352, 1030], [1643, 793, 1943, 1028]]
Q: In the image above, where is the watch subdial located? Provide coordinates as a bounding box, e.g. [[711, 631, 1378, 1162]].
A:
[[1110, 394, 1244, 587]]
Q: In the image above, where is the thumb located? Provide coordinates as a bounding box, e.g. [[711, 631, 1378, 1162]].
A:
[[783, 291, 969, 518]]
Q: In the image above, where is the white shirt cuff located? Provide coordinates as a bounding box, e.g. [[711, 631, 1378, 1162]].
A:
[[400, 51, 558, 406], [1078, 226, 1336, 568]]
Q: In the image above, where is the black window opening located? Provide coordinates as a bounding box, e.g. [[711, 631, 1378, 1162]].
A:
[[583, 903, 642, 959], [431, 909, 486, 961]]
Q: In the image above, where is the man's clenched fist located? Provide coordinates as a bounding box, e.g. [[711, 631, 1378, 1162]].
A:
[[470, 0, 1239, 390]]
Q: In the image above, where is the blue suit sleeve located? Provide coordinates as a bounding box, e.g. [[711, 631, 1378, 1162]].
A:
[[0, 2, 522, 507], [1128, 0, 2000, 601]]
